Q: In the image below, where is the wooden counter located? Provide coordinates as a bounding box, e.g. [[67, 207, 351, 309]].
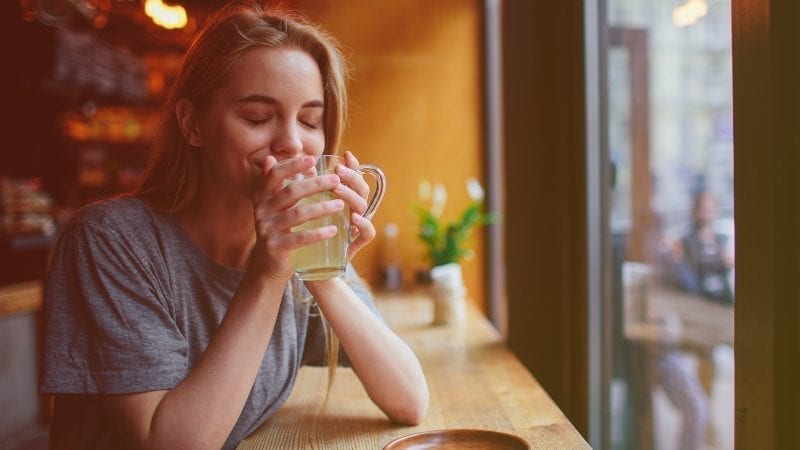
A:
[[239, 293, 589, 449], [0, 280, 43, 317], [623, 283, 733, 351], [621, 283, 733, 449]]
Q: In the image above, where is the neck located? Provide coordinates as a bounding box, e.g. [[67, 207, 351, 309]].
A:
[[696, 223, 714, 240], [179, 193, 256, 269]]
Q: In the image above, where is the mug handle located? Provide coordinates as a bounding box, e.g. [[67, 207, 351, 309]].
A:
[[356, 164, 386, 220]]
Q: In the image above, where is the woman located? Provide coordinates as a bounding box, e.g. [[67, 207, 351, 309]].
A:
[[39, 2, 429, 449], [668, 191, 734, 303]]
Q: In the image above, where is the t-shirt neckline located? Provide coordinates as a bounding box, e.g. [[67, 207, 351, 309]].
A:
[[138, 199, 247, 280]]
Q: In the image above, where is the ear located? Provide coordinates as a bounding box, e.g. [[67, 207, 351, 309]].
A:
[[175, 98, 203, 147]]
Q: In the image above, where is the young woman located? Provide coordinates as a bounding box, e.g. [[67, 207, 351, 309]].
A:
[[39, 2, 428, 449]]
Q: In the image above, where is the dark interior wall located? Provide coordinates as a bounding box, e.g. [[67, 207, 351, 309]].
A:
[[502, 0, 588, 435], [1, 3, 70, 201]]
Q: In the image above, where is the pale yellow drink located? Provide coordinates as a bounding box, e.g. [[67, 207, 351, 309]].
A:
[[290, 190, 350, 281], [281, 154, 385, 281]]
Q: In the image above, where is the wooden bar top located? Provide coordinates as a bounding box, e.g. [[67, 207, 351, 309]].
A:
[[0, 280, 42, 317], [239, 293, 589, 449], [624, 284, 733, 351]]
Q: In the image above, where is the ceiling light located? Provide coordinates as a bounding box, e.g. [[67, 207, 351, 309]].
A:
[[144, 0, 187, 30]]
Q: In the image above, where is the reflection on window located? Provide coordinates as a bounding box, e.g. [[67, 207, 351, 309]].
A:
[[605, 1, 734, 449]]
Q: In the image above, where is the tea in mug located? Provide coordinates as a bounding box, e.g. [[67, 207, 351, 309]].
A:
[[290, 190, 350, 281]]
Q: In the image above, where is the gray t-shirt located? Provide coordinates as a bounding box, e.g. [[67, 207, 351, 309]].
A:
[[39, 197, 379, 449]]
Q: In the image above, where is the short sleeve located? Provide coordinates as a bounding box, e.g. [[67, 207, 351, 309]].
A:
[[40, 220, 188, 394], [301, 266, 384, 367]]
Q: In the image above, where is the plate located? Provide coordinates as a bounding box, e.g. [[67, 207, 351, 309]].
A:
[[383, 428, 530, 450]]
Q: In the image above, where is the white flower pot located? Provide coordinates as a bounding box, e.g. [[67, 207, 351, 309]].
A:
[[429, 262, 466, 325]]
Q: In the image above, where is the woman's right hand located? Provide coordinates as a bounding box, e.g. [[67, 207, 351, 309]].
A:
[[249, 155, 344, 280]]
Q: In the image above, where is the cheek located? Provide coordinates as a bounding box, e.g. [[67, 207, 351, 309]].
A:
[[305, 132, 326, 156], [205, 117, 261, 155], [196, 113, 228, 150]]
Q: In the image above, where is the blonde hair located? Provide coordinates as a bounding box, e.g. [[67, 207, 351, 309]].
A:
[[133, 0, 348, 213], [134, 1, 347, 400]]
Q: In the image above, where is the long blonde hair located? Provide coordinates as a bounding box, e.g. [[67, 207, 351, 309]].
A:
[[134, 0, 348, 213], [134, 0, 347, 400]]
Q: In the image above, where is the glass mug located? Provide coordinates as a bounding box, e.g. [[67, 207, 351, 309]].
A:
[[281, 154, 386, 281]]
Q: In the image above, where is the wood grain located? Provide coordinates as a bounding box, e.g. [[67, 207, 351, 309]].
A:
[[623, 285, 733, 350], [239, 293, 589, 449], [0, 280, 42, 317]]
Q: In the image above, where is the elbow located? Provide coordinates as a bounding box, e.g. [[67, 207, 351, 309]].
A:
[[402, 406, 428, 426], [391, 405, 427, 426], [390, 387, 429, 426]]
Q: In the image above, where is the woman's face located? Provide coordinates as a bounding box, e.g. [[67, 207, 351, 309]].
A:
[[193, 47, 326, 197], [694, 193, 718, 228]]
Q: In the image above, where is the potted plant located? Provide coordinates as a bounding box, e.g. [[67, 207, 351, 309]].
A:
[[413, 178, 494, 324]]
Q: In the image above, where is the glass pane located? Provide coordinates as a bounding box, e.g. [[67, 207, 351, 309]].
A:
[[604, 1, 734, 449]]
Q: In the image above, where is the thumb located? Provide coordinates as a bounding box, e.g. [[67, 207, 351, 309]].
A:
[[263, 155, 278, 175], [255, 155, 280, 200]]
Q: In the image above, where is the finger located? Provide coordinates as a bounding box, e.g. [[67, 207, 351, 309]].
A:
[[277, 199, 345, 229], [347, 213, 376, 258], [263, 155, 278, 175], [272, 173, 341, 211], [254, 155, 279, 196], [344, 150, 360, 169], [332, 183, 368, 215], [277, 225, 339, 252], [264, 155, 317, 193], [335, 164, 369, 201], [342, 151, 369, 199]]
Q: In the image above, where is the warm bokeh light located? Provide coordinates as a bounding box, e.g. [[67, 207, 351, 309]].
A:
[[144, 0, 188, 30], [673, 0, 708, 27]]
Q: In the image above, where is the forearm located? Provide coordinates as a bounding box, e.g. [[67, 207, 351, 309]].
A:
[[108, 270, 288, 449], [307, 278, 429, 425]]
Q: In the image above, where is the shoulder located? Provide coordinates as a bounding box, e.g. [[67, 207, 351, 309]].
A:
[[64, 196, 166, 236], [68, 196, 154, 226], [53, 196, 181, 263]]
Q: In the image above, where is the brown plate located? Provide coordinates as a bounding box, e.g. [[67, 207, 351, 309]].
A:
[[383, 428, 530, 450]]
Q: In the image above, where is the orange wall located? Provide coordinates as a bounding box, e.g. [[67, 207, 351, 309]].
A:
[[292, 0, 487, 310]]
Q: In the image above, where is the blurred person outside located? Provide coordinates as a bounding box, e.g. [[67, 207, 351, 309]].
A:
[[648, 190, 735, 450], [664, 191, 734, 304]]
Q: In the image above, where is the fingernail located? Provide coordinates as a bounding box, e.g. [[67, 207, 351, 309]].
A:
[[302, 155, 315, 164], [327, 174, 340, 183], [326, 225, 338, 234], [336, 165, 347, 174], [333, 199, 344, 208]]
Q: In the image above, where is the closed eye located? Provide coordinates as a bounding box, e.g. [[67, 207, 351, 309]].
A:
[[247, 117, 271, 126], [300, 120, 320, 129]]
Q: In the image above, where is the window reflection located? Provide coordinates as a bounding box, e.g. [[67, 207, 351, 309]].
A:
[[605, 1, 734, 449]]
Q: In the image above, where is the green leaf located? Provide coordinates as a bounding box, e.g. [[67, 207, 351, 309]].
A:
[[413, 193, 495, 266]]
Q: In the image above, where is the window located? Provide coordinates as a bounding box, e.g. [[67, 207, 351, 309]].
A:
[[595, 1, 735, 448]]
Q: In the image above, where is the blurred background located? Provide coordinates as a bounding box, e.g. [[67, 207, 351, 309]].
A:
[[0, 0, 488, 301], [0, 0, 768, 449]]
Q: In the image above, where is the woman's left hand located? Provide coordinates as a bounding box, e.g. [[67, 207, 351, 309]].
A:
[[332, 151, 376, 260]]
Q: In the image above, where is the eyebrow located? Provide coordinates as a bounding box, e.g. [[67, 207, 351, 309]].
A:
[[236, 94, 324, 108]]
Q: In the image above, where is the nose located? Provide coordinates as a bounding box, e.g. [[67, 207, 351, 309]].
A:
[[271, 120, 303, 160]]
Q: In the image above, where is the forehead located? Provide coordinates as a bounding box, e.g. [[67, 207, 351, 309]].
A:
[[219, 47, 324, 102]]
